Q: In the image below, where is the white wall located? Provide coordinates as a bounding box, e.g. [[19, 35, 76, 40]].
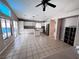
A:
[[74, 17, 79, 46], [64, 17, 78, 27], [18, 21, 24, 34], [54, 19, 58, 40]]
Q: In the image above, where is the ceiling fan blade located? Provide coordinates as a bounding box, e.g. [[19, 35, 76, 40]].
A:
[[47, 2, 56, 8], [43, 4, 46, 11], [36, 3, 42, 7]]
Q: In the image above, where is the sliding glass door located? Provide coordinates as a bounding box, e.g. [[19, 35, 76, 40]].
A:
[[1, 18, 11, 39], [0, 18, 18, 39], [1, 18, 7, 39], [6, 19, 11, 37]]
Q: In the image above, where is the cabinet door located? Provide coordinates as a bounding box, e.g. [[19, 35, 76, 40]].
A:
[[64, 27, 70, 43], [69, 28, 76, 46]]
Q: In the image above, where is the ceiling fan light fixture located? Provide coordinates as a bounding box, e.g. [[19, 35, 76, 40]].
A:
[[36, 0, 56, 11]]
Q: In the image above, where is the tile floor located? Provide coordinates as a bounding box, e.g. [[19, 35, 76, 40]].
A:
[[44, 47, 78, 59], [0, 32, 71, 59]]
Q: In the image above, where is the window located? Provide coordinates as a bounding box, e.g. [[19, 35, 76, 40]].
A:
[[6, 19, 11, 37], [0, 1, 11, 17], [1, 18, 7, 39], [36, 23, 41, 28], [1, 18, 11, 39]]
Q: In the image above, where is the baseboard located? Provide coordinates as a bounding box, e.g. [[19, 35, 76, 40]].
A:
[[0, 40, 14, 55]]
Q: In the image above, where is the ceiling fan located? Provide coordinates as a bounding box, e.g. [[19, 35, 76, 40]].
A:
[[36, 0, 56, 11]]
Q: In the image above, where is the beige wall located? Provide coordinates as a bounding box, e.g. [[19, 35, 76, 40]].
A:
[[56, 19, 62, 40], [49, 20, 55, 39]]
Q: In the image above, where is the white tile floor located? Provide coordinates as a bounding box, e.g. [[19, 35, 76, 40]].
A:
[[0, 31, 72, 59]]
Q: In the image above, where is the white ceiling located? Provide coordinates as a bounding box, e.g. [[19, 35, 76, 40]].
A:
[[7, 0, 79, 21]]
